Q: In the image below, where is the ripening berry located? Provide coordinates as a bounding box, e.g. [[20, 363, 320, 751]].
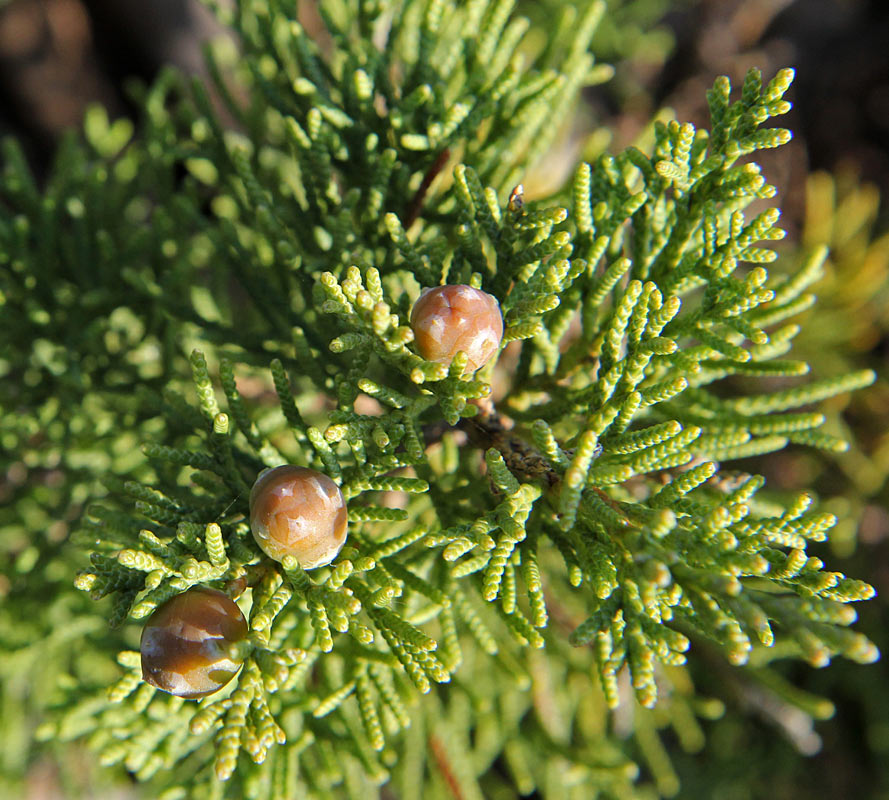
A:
[[410, 284, 503, 372], [249, 465, 348, 568], [140, 586, 248, 698]]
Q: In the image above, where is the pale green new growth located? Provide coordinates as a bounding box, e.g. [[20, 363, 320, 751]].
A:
[[0, 1, 879, 798]]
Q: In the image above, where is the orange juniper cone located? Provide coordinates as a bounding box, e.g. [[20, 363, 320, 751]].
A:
[[140, 587, 248, 698], [410, 285, 503, 372], [249, 465, 348, 568]]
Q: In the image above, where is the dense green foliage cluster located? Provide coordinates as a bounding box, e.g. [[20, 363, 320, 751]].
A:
[[0, 1, 882, 798]]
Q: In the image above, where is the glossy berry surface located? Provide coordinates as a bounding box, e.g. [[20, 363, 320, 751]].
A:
[[249, 465, 348, 568], [410, 284, 503, 372], [140, 587, 248, 698]]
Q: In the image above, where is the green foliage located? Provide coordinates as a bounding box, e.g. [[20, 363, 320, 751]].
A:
[[670, 169, 889, 800], [792, 170, 889, 537], [0, 1, 881, 798]]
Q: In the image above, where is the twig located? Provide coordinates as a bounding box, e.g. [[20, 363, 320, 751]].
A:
[[427, 734, 465, 800], [404, 148, 451, 228]]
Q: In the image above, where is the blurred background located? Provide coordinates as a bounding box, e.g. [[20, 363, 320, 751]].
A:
[[1, 0, 887, 797]]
